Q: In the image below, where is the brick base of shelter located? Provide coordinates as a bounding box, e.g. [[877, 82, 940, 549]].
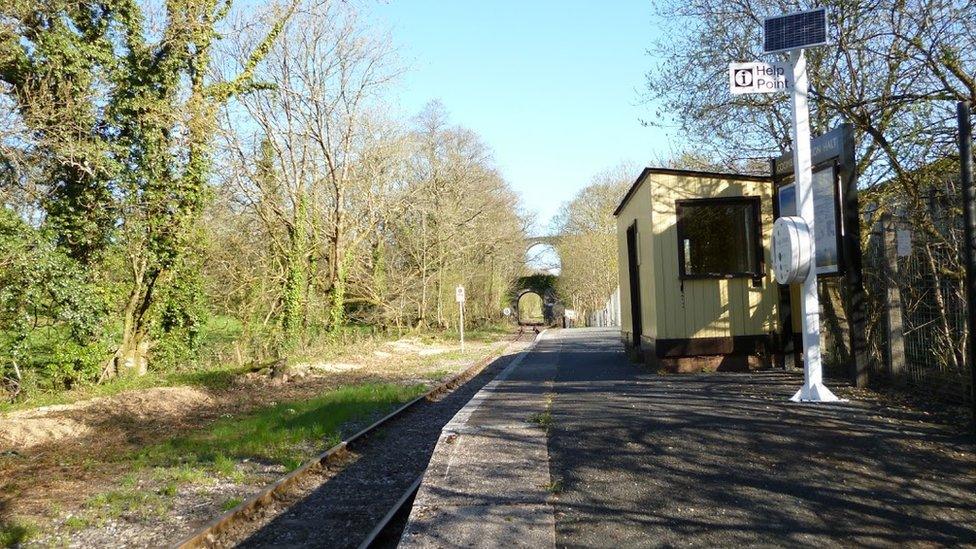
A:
[[622, 332, 777, 373]]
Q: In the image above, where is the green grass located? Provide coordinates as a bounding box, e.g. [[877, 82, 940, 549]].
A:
[[0, 520, 35, 547], [529, 393, 556, 433], [423, 368, 455, 381], [528, 410, 553, 430], [151, 464, 210, 485], [62, 379, 426, 534], [45, 381, 426, 536], [134, 382, 427, 471], [62, 515, 89, 531], [220, 496, 244, 512], [66, 382, 426, 530], [212, 454, 238, 477], [86, 488, 170, 522]]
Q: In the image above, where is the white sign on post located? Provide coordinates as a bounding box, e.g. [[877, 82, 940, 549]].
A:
[[897, 229, 912, 257], [456, 285, 465, 352], [729, 62, 793, 95], [756, 8, 840, 403]]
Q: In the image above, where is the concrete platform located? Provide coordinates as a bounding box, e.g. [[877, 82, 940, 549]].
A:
[[399, 331, 558, 548], [400, 327, 976, 548]]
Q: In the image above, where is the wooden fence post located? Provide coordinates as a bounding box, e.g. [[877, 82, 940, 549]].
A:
[[881, 213, 906, 380]]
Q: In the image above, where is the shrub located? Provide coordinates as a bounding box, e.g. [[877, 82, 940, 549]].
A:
[[0, 208, 107, 394]]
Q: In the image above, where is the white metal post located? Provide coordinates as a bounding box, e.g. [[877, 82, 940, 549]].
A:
[[789, 49, 839, 402], [459, 302, 465, 352]]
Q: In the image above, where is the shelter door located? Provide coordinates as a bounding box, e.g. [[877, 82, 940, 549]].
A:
[[626, 223, 642, 348]]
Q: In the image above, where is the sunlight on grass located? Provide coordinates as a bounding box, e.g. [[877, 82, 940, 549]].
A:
[[65, 383, 424, 534], [423, 368, 455, 381], [135, 383, 426, 471], [0, 521, 35, 547], [62, 515, 89, 531], [220, 496, 244, 512], [86, 488, 170, 523]]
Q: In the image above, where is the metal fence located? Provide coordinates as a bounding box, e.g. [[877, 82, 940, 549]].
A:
[[779, 107, 974, 426], [857, 176, 973, 405]]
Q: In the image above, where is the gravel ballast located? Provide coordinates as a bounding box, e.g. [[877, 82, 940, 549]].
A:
[[209, 333, 536, 548]]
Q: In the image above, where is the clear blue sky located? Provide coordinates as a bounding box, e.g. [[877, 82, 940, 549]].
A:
[[367, 0, 674, 232]]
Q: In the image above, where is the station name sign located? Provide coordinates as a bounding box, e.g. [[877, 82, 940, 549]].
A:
[[773, 126, 845, 176], [729, 61, 792, 95]]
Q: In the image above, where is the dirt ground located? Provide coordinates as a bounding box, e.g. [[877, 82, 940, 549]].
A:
[[0, 334, 512, 547]]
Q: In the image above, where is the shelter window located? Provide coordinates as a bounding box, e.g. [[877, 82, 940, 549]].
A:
[[676, 197, 762, 279]]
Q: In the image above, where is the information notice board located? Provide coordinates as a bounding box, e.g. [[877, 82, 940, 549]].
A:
[[772, 126, 847, 276], [776, 165, 841, 274], [770, 123, 868, 386]]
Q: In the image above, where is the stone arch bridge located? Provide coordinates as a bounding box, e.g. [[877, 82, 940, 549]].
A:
[[512, 235, 563, 325]]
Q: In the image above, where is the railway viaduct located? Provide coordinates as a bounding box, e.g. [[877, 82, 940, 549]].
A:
[[512, 235, 563, 325]]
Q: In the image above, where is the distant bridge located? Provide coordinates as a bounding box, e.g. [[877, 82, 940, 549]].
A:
[[524, 235, 561, 276], [516, 235, 563, 324], [525, 234, 561, 248]]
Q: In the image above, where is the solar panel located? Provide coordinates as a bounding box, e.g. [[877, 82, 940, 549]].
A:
[[764, 8, 828, 53]]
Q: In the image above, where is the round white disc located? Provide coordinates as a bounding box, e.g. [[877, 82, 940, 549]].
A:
[[772, 216, 813, 284]]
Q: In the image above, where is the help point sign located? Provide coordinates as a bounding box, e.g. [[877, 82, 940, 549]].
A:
[[729, 61, 792, 94]]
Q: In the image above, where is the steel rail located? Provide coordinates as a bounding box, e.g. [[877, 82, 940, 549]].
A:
[[174, 329, 525, 549], [356, 474, 423, 549]]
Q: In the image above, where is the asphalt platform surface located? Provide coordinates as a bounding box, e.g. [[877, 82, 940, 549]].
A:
[[547, 328, 976, 547]]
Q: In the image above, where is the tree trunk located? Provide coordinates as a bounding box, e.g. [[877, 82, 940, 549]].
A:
[[115, 270, 158, 377], [117, 334, 150, 377], [281, 196, 309, 349], [330, 255, 347, 330], [302, 202, 319, 330], [923, 241, 962, 370], [329, 184, 346, 332], [419, 214, 428, 326]]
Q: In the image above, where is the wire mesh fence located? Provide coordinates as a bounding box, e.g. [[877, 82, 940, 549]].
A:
[[858, 175, 973, 406], [818, 279, 850, 376]]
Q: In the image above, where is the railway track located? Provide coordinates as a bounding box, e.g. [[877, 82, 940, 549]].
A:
[[175, 328, 535, 549], [356, 474, 423, 549]]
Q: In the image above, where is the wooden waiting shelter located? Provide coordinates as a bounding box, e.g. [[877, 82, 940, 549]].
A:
[[614, 168, 779, 371], [616, 127, 866, 378]]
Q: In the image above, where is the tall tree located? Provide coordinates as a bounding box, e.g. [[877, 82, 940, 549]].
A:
[[0, 0, 295, 376], [552, 165, 633, 322], [222, 0, 399, 347], [644, 0, 975, 368]]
